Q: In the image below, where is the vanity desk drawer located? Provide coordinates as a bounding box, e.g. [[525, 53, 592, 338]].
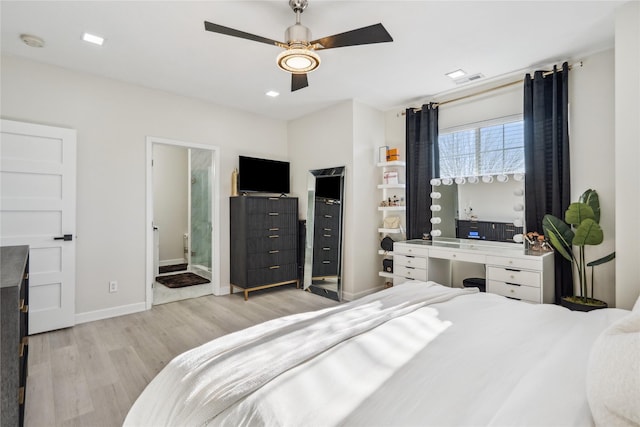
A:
[[487, 280, 541, 303], [394, 265, 427, 281], [486, 266, 541, 288], [393, 243, 429, 258], [486, 255, 542, 271], [428, 248, 486, 264], [394, 254, 427, 269]]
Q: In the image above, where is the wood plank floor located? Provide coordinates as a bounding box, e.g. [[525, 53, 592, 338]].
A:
[[24, 286, 339, 426]]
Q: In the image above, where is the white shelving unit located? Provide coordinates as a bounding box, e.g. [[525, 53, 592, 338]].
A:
[[377, 160, 406, 286]]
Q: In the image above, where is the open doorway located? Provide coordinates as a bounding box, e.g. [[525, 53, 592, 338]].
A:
[[145, 137, 220, 308]]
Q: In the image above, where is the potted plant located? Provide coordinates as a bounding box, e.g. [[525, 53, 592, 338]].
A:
[[542, 189, 615, 311]]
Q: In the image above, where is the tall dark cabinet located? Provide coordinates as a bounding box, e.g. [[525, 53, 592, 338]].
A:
[[230, 196, 298, 300], [1, 246, 29, 427]]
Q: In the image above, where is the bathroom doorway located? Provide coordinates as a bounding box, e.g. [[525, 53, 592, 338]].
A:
[[145, 137, 220, 308]]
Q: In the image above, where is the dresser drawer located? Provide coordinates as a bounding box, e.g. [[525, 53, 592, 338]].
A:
[[393, 243, 429, 257], [429, 248, 486, 264], [246, 263, 297, 287], [394, 254, 427, 269], [487, 266, 541, 288], [394, 265, 427, 281], [487, 280, 541, 303], [247, 249, 296, 269], [245, 197, 297, 214], [486, 255, 542, 271], [246, 236, 296, 254], [248, 212, 297, 231]]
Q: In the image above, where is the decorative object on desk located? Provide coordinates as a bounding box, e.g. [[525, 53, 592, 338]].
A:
[[422, 232, 431, 240], [542, 189, 615, 311], [380, 236, 394, 251], [231, 167, 238, 196], [524, 232, 552, 252], [383, 216, 401, 229], [378, 145, 389, 163]]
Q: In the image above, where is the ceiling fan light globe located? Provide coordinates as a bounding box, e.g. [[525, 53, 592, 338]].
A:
[[277, 48, 320, 73]]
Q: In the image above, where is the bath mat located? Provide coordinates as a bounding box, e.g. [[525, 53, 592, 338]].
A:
[[156, 272, 210, 289], [159, 263, 188, 274]]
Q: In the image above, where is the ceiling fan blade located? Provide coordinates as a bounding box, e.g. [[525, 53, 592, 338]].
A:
[[291, 73, 309, 92], [204, 21, 283, 47], [311, 23, 393, 50]]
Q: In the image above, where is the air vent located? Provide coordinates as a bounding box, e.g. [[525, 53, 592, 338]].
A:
[[20, 34, 45, 48], [454, 73, 485, 85]]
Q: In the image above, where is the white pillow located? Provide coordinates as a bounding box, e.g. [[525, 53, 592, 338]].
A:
[[586, 310, 640, 426]]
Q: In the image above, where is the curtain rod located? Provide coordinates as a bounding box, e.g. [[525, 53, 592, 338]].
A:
[[402, 61, 581, 115]]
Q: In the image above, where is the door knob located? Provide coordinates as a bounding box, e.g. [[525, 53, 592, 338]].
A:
[[54, 234, 73, 241]]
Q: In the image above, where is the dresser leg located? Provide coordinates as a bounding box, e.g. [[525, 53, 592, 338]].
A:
[[244, 290, 249, 301]]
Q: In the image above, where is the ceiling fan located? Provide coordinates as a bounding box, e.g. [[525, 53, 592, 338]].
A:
[[204, 0, 393, 92]]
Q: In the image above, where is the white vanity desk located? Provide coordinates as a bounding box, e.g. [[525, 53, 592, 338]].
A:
[[393, 237, 555, 304]]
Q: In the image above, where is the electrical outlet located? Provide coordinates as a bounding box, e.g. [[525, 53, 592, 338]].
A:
[[109, 280, 118, 293]]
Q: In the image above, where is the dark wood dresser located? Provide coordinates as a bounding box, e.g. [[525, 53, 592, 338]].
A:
[[230, 196, 298, 300], [1, 245, 29, 427]]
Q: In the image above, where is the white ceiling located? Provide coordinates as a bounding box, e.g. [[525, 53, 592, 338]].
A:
[[0, 1, 625, 121]]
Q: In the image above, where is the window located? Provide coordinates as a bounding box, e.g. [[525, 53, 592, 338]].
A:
[[438, 118, 524, 178]]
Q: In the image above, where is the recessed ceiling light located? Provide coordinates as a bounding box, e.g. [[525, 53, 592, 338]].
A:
[[20, 34, 45, 48], [266, 90, 280, 98], [82, 32, 104, 46], [446, 69, 466, 79]]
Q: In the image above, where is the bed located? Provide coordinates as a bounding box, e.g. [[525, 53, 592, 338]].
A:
[[124, 281, 640, 426]]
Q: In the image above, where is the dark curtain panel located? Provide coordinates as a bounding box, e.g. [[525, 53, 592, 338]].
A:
[[523, 62, 572, 303], [405, 103, 439, 240]]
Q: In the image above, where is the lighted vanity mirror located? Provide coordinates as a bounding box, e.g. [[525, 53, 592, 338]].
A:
[[430, 173, 525, 243], [304, 166, 345, 301]]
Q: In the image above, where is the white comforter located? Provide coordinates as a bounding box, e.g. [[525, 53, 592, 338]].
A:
[[125, 281, 628, 427]]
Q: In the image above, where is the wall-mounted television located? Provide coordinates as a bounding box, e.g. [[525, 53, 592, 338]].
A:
[[238, 156, 290, 194]]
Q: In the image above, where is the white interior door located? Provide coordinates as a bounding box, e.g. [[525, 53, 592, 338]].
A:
[[1, 119, 77, 334]]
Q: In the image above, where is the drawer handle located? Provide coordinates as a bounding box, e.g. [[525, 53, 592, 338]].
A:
[[269, 228, 280, 231], [20, 302, 28, 313], [268, 197, 279, 200], [323, 261, 331, 264], [19, 299, 25, 311], [19, 337, 28, 357], [505, 282, 521, 287], [24, 273, 29, 280], [323, 234, 332, 238], [268, 235, 280, 238], [506, 296, 521, 301], [324, 215, 333, 218], [268, 212, 279, 216], [452, 254, 457, 258], [323, 247, 331, 251], [269, 265, 280, 270], [323, 228, 332, 231], [505, 268, 520, 272], [268, 250, 279, 254], [19, 387, 25, 405]]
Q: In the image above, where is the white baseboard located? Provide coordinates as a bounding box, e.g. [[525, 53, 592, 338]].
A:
[[75, 302, 147, 325], [341, 286, 384, 302], [159, 258, 186, 266]]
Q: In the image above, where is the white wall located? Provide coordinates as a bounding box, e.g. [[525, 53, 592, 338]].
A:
[[569, 49, 616, 305], [288, 100, 386, 300], [152, 144, 188, 263], [614, 1, 640, 310], [1, 55, 288, 320], [351, 102, 386, 298]]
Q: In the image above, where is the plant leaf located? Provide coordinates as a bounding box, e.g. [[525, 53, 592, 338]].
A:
[[542, 214, 574, 262], [573, 218, 604, 246], [579, 189, 601, 224], [565, 202, 595, 226], [587, 252, 616, 267]]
